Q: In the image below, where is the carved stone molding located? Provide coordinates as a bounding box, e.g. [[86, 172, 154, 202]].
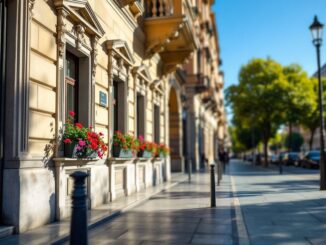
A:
[[54, 0, 105, 58], [91, 36, 99, 82], [28, 0, 36, 16], [56, 7, 68, 58], [106, 39, 135, 85], [74, 24, 86, 50]]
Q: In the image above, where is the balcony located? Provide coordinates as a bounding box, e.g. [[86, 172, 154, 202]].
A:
[[144, 0, 198, 73]]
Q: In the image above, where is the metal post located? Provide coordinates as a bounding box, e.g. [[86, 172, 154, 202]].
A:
[[316, 44, 326, 190], [70, 171, 89, 245], [188, 158, 192, 182], [210, 164, 216, 207]]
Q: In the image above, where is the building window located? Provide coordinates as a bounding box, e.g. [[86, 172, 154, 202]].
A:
[[65, 52, 78, 121], [113, 80, 126, 133], [153, 105, 160, 143], [137, 93, 145, 138]]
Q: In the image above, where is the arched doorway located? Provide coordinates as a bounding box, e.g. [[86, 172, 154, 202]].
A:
[[169, 87, 183, 172]]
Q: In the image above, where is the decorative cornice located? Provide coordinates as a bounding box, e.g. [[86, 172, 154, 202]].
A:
[[29, 0, 36, 17]]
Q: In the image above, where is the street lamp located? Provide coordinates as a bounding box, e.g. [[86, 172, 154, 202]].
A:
[[310, 15, 326, 190]]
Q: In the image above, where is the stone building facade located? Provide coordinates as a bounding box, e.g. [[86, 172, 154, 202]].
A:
[[0, 0, 226, 233]]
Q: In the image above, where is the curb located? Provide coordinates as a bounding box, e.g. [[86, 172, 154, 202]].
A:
[[51, 175, 187, 245], [230, 175, 251, 245]]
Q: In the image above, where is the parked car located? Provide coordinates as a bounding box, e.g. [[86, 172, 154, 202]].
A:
[[270, 154, 278, 164], [300, 151, 320, 168], [283, 152, 300, 166]]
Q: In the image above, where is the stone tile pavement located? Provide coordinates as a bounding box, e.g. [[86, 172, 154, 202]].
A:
[[79, 169, 238, 245], [0, 174, 188, 245], [231, 160, 326, 245], [5, 159, 325, 245]]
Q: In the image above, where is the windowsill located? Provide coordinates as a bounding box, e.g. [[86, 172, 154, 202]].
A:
[[108, 157, 136, 164], [53, 158, 98, 167]]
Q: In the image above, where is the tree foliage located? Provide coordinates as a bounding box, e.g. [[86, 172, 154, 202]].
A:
[[226, 58, 322, 166], [282, 65, 317, 150], [284, 132, 304, 152], [228, 121, 261, 154], [226, 58, 288, 167]]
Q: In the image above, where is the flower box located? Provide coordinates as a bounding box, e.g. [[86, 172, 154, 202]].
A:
[[138, 150, 153, 158], [112, 145, 133, 158], [64, 142, 77, 158], [63, 111, 108, 159], [159, 152, 165, 158], [64, 143, 97, 158]]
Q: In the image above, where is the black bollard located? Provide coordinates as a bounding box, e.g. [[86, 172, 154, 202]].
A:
[[70, 171, 89, 245], [188, 158, 192, 182], [210, 164, 216, 207]]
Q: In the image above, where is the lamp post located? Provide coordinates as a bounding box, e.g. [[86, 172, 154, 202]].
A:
[[310, 15, 326, 190]]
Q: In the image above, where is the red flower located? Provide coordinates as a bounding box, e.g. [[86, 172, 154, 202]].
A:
[[69, 111, 75, 117], [101, 145, 108, 151], [75, 123, 83, 129], [64, 138, 72, 144]]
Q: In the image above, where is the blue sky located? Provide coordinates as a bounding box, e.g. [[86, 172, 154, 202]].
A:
[[213, 0, 326, 90]]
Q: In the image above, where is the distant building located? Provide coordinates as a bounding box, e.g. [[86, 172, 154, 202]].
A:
[[313, 63, 326, 78]]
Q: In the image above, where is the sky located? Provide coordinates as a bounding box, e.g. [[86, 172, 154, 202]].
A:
[[213, 0, 326, 90]]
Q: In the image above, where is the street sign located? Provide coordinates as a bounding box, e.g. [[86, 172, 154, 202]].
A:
[[99, 91, 107, 107]]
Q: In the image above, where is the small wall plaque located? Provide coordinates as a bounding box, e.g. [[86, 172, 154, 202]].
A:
[[99, 91, 107, 107]]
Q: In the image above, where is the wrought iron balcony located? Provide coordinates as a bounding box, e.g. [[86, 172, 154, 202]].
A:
[[144, 0, 198, 73]]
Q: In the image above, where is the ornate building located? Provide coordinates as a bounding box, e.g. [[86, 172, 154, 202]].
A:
[[0, 0, 226, 233]]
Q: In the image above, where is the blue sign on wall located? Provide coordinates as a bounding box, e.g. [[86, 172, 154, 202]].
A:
[[99, 91, 107, 107]]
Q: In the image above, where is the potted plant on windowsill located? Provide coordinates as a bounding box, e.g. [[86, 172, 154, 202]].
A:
[[112, 131, 137, 158], [157, 143, 170, 158], [136, 136, 155, 158], [63, 111, 108, 159]]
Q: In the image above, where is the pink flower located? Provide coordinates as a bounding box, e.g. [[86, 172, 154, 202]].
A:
[[78, 140, 86, 146], [76, 145, 81, 151], [69, 111, 75, 117], [138, 135, 144, 141], [97, 150, 103, 159], [63, 139, 72, 144]]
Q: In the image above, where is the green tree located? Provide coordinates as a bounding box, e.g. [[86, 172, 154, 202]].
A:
[[226, 58, 288, 167], [228, 126, 246, 153], [269, 133, 283, 153], [282, 65, 316, 151], [300, 78, 326, 151], [284, 132, 304, 152]]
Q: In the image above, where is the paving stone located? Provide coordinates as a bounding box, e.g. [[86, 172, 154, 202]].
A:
[[191, 234, 233, 245]]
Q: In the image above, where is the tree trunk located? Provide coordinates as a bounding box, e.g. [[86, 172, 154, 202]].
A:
[[288, 122, 292, 152], [309, 128, 316, 151], [263, 138, 269, 167]]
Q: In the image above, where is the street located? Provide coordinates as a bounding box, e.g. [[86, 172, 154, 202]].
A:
[[2, 160, 326, 244], [84, 168, 236, 245], [83, 160, 326, 245], [231, 160, 326, 245]]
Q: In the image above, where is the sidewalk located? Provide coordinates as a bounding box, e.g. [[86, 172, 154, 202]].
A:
[[0, 174, 187, 245], [81, 169, 239, 245], [230, 160, 326, 245]]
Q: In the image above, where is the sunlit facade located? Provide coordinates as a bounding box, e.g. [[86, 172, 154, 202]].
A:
[[0, 0, 226, 232]]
